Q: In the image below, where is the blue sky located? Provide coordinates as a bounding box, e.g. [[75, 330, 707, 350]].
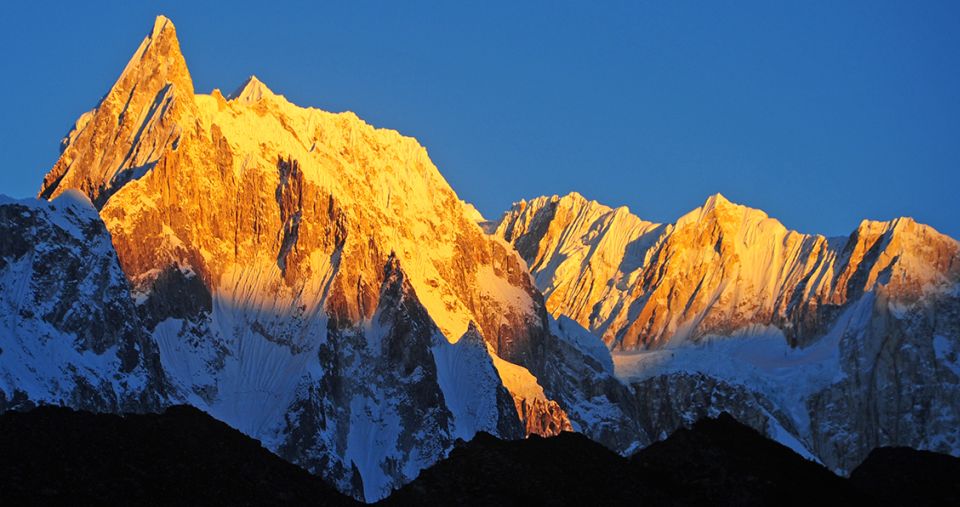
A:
[[1, 1, 958, 237]]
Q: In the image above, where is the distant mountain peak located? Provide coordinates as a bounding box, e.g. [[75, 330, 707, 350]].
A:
[[497, 189, 959, 347], [675, 192, 771, 230], [228, 75, 278, 104], [559, 190, 588, 203], [702, 191, 732, 210]]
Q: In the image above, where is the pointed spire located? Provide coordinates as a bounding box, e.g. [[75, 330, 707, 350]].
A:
[[702, 192, 732, 211], [228, 75, 277, 104], [115, 15, 194, 98], [39, 15, 196, 204]]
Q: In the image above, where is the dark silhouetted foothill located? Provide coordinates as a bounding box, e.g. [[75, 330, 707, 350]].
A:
[[381, 430, 670, 506], [850, 447, 960, 507], [0, 405, 356, 506], [631, 412, 861, 506], [3, 408, 959, 506]]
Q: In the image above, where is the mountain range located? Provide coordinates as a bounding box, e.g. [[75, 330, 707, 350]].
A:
[[1, 15, 958, 503], [496, 190, 960, 472]]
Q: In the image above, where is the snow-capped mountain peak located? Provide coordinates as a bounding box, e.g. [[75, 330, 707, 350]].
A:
[[228, 75, 279, 104]]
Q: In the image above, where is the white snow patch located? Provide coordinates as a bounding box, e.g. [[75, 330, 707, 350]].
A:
[[763, 408, 821, 463], [431, 333, 502, 440], [52, 188, 97, 214], [345, 395, 403, 502], [550, 315, 614, 374]]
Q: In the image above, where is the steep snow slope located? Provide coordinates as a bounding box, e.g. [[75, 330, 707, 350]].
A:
[[33, 16, 632, 500], [496, 191, 960, 471], [0, 192, 169, 413], [431, 323, 522, 441]]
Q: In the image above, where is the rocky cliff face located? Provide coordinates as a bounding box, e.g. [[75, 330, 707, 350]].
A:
[[29, 16, 629, 501], [0, 191, 169, 413], [496, 191, 960, 471]]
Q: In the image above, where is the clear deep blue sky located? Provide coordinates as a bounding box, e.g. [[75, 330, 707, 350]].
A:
[[2, 1, 958, 237]]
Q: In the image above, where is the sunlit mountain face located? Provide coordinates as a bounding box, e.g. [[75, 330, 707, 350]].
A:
[[1, 15, 959, 504]]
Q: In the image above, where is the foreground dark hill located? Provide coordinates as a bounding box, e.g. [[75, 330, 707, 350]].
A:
[[2, 406, 958, 506], [851, 447, 960, 507], [0, 406, 355, 506], [631, 413, 860, 506], [384, 413, 856, 506], [380, 431, 670, 506], [389, 411, 960, 506]]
